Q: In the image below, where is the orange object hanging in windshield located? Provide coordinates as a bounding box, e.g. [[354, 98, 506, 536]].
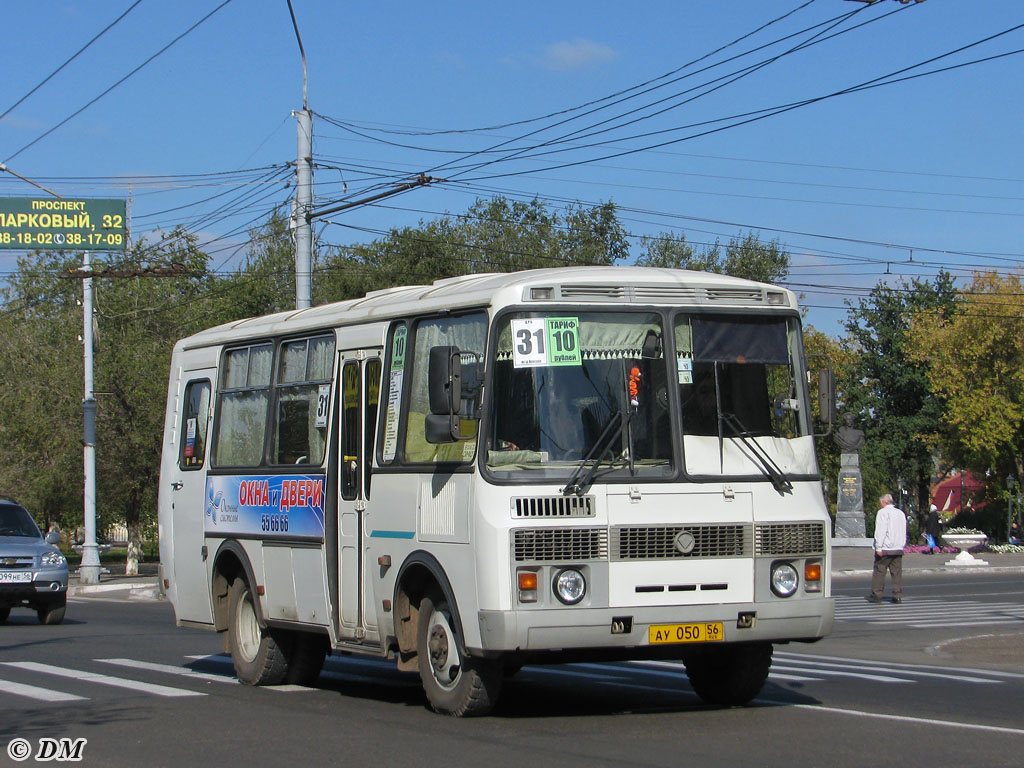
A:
[[629, 365, 641, 406]]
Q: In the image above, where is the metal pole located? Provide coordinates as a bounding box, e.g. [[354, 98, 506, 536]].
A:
[[294, 108, 313, 310], [79, 252, 100, 585]]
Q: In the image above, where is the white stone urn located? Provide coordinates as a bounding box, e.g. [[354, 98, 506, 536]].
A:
[[941, 532, 989, 567]]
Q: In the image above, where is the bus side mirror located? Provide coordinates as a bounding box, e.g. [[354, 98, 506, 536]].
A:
[[426, 346, 462, 443]]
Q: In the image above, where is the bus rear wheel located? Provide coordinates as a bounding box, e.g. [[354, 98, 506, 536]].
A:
[[417, 591, 501, 716], [684, 642, 772, 707], [228, 578, 289, 686]]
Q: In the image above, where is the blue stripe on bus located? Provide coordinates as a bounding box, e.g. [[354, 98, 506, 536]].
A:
[[369, 530, 416, 539]]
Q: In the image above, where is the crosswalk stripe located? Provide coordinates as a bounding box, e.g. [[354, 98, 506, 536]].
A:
[[775, 650, 1024, 681], [0, 662, 206, 698], [770, 664, 911, 684], [0, 678, 87, 702], [834, 596, 1024, 628], [96, 658, 239, 684], [767, 672, 824, 682], [772, 659, 998, 684]]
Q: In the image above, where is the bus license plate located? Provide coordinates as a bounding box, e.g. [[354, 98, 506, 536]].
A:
[[0, 571, 32, 584], [648, 622, 724, 644]]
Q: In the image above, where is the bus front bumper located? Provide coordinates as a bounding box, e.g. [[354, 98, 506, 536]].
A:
[[476, 597, 834, 653]]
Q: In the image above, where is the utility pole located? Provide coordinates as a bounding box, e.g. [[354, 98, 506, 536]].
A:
[[294, 107, 313, 310], [288, 0, 313, 311], [78, 251, 100, 585], [61, 259, 191, 584]]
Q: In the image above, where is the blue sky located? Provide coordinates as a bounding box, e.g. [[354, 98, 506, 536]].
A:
[[1, 0, 1022, 337]]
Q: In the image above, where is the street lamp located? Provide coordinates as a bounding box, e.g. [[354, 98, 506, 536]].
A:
[[1007, 475, 1016, 543]]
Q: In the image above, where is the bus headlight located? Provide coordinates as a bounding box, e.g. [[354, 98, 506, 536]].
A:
[[770, 562, 799, 597], [553, 568, 586, 605]]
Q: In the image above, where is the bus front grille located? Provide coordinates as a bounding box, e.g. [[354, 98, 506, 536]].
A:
[[513, 527, 608, 562], [755, 522, 826, 556], [611, 524, 750, 560], [513, 495, 595, 518]]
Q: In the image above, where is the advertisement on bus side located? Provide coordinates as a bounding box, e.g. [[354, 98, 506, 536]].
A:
[[204, 475, 325, 539]]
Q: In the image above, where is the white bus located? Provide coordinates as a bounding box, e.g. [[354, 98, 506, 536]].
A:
[[158, 266, 834, 716]]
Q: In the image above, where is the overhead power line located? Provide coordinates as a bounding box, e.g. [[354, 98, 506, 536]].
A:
[[4, 0, 237, 164], [0, 0, 145, 123]]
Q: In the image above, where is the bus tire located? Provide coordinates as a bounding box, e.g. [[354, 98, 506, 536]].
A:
[[228, 578, 289, 686], [684, 642, 772, 707], [285, 633, 328, 686], [417, 590, 501, 716]]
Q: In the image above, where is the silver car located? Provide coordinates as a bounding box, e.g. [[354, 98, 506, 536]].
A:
[[0, 497, 68, 624]]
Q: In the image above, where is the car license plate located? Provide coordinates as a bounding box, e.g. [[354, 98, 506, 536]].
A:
[[0, 571, 32, 584], [648, 622, 724, 644]]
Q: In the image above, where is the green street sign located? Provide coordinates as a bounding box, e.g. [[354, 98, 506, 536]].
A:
[[0, 197, 127, 251]]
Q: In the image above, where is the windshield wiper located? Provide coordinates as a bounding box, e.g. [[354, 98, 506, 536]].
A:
[[562, 409, 634, 497], [719, 412, 793, 494]]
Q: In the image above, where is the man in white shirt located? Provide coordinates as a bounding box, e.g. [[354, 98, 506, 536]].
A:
[[869, 493, 907, 603]]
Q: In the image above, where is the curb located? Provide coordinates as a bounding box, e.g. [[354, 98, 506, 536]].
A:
[[68, 581, 161, 598], [833, 565, 1024, 578]]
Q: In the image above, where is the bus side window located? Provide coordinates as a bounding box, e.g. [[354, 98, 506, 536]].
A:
[[341, 361, 360, 500], [364, 359, 381, 497], [179, 380, 211, 470], [213, 343, 273, 467], [404, 313, 486, 463], [273, 334, 335, 466]]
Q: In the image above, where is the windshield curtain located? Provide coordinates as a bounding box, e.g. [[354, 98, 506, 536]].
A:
[[486, 312, 672, 480], [675, 314, 812, 477]]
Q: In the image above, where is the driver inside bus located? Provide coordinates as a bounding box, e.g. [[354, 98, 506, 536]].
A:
[[682, 368, 719, 436]]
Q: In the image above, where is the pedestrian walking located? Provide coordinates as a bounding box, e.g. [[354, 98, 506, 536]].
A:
[[869, 493, 907, 603], [925, 504, 943, 553]]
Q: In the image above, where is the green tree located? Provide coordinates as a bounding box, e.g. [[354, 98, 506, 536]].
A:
[[802, 325, 855, 523], [908, 271, 1024, 528], [0, 252, 84, 534], [92, 231, 217, 574], [317, 196, 629, 302], [222, 209, 298, 318], [843, 272, 960, 527], [637, 230, 789, 283]]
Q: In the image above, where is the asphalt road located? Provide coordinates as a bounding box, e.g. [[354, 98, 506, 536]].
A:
[[1, 572, 1022, 768]]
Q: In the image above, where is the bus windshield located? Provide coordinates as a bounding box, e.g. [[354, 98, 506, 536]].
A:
[[487, 312, 672, 481], [485, 310, 812, 483]]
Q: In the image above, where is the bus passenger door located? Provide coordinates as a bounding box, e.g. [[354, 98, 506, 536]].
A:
[[336, 350, 382, 640], [168, 363, 216, 625]]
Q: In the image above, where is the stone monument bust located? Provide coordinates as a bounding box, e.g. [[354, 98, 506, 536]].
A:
[[834, 412, 865, 454]]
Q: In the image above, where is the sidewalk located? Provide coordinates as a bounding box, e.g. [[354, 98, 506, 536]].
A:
[[68, 562, 162, 599], [831, 545, 1024, 577]]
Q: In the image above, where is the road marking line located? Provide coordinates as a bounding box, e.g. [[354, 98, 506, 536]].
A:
[[96, 658, 238, 684], [1, 662, 205, 698], [774, 658, 1002, 684], [766, 701, 1024, 737], [767, 672, 823, 682], [0, 678, 87, 702], [775, 651, 1024, 680], [769, 665, 911, 684]]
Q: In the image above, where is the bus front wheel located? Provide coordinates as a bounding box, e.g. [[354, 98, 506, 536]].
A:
[[228, 578, 289, 686], [684, 642, 772, 707], [417, 590, 501, 716]]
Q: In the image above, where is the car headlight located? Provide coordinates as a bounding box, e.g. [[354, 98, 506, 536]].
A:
[[770, 562, 799, 597], [553, 568, 586, 605], [40, 551, 67, 567]]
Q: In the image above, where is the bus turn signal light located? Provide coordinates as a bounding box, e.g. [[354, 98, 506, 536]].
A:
[[518, 570, 538, 603], [805, 561, 822, 591]]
